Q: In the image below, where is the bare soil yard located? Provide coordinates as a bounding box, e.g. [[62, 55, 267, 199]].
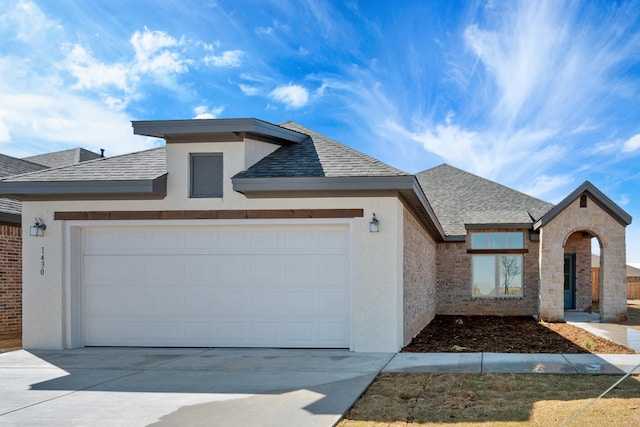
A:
[[403, 315, 635, 354]]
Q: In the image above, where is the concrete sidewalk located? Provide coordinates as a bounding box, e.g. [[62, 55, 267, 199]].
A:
[[385, 352, 640, 374]]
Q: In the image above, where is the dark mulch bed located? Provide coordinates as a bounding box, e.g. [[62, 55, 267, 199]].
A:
[[402, 315, 635, 354]]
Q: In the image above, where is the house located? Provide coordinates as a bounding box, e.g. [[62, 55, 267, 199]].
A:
[[0, 119, 631, 352], [0, 149, 102, 336], [0, 154, 47, 336]]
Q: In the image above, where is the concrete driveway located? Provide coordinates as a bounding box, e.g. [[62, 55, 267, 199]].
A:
[[0, 348, 393, 427]]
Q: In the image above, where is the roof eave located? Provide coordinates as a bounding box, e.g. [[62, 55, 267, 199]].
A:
[[534, 181, 632, 230], [132, 118, 308, 144], [232, 175, 447, 241], [0, 174, 167, 201], [0, 212, 21, 224]]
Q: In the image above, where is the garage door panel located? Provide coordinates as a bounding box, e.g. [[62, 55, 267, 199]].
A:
[[120, 287, 152, 315], [117, 231, 149, 252], [86, 287, 118, 316], [83, 224, 350, 348], [218, 289, 250, 314], [185, 290, 216, 315]]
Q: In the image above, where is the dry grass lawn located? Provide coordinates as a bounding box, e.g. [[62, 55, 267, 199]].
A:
[[338, 373, 640, 427]]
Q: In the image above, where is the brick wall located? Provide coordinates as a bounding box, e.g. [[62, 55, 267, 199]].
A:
[[436, 229, 539, 316], [564, 232, 592, 311], [539, 195, 627, 322], [402, 206, 437, 344], [0, 224, 22, 335]]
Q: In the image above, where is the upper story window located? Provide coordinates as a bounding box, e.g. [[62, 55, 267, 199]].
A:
[[190, 153, 223, 198]]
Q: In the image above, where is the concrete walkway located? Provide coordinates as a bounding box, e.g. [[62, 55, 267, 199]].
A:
[[565, 311, 640, 352]]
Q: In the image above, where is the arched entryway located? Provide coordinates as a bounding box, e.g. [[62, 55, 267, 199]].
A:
[[563, 230, 602, 317], [536, 182, 630, 323]]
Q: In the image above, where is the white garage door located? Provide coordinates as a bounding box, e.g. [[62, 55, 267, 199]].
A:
[[82, 224, 350, 348]]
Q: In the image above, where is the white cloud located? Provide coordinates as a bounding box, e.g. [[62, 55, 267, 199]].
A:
[[620, 194, 630, 206], [522, 174, 573, 201], [269, 84, 309, 108], [0, 90, 154, 157], [193, 105, 224, 119], [0, 120, 10, 143], [2, 0, 62, 44], [622, 133, 640, 152], [204, 50, 244, 68], [130, 27, 188, 74], [239, 84, 260, 96], [65, 44, 128, 91]]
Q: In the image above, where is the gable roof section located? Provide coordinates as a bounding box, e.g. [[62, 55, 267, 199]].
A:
[[534, 181, 632, 229], [0, 148, 167, 200], [416, 164, 555, 238], [233, 122, 445, 240], [234, 122, 407, 179], [23, 148, 102, 168]]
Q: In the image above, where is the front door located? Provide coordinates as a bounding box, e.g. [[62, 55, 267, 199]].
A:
[[564, 254, 576, 309]]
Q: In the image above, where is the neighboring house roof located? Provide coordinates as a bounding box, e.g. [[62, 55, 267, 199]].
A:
[[416, 164, 555, 237], [592, 255, 640, 276], [23, 148, 102, 168], [534, 181, 632, 228], [0, 154, 49, 223], [0, 148, 167, 200], [0, 154, 48, 178]]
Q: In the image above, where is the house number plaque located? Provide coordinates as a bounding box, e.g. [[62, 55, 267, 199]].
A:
[[40, 246, 45, 276]]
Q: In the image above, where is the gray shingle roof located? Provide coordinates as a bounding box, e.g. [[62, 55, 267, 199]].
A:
[[23, 148, 102, 168], [3, 148, 166, 182], [0, 154, 48, 220], [0, 153, 48, 178], [234, 122, 407, 178], [416, 164, 555, 236]]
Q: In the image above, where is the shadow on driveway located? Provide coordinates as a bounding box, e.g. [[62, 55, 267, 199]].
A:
[[0, 347, 393, 427]]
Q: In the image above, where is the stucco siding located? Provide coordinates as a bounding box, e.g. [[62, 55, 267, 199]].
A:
[[21, 192, 407, 352], [402, 205, 437, 344], [436, 230, 539, 316]]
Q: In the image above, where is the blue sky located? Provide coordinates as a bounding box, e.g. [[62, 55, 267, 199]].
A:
[[1, 0, 639, 262]]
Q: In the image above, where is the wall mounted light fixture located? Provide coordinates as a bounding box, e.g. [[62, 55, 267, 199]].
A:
[[369, 213, 380, 232], [30, 218, 46, 237]]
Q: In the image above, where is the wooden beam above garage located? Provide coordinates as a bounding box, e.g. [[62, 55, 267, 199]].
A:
[[55, 209, 365, 221]]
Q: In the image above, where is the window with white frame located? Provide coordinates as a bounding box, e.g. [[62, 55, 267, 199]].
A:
[[470, 232, 524, 297]]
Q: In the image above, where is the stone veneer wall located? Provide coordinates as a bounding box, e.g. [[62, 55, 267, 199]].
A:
[[539, 194, 627, 322], [436, 229, 540, 316], [0, 224, 22, 335], [402, 205, 437, 344], [564, 232, 593, 312]]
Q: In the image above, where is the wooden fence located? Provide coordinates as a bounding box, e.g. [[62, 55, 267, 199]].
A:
[[592, 268, 640, 301]]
